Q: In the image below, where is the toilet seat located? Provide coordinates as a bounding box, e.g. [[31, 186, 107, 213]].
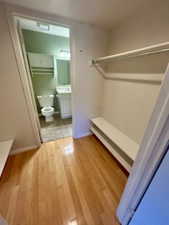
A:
[[41, 106, 54, 113], [41, 106, 54, 119], [41, 106, 54, 122]]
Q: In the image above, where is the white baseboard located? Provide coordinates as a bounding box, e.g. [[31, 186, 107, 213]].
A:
[[73, 131, 92, 139], [10, 132, 92, 155], [10, 145, 40, 155]]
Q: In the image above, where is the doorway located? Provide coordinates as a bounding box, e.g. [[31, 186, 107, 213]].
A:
[[17, 17, 72, 143]]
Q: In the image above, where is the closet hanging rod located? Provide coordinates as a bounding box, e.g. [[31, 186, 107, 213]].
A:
[[92, 41, 169, 64]]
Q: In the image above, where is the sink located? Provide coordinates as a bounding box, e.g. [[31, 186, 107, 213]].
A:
[[56, 85, 71, 94], [56, 85, 72, 119]]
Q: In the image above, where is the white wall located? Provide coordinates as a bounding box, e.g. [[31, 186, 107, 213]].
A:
[[0, 3, 109, 152], [101, 1, 169, 144], [102, 76, 161, 144], [72, 24, 109, 137], [109, 0, 169, 53]]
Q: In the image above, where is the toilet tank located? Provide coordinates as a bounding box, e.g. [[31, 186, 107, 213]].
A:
[[37, 95, 54, 107]]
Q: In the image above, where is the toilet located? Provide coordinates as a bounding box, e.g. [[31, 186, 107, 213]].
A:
[[37, 95, 54, 122]]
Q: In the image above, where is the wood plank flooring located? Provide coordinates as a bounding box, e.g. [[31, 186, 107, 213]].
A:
[[0, 135, 127, 225]]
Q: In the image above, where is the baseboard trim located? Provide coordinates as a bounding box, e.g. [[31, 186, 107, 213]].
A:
[[10, 132, 92, 155], [73, 131, 92, 139], [10, 145, 40, 155]]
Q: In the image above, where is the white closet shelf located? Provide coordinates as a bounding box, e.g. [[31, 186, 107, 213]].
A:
[[0, 140, 14, 176], [91, 117, 139, 171]]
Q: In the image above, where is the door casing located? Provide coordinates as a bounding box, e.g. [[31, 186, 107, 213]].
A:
[[7, 12, 75, 146]]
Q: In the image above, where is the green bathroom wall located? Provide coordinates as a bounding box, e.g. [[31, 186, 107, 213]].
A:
[[22, 29, 70, 55], [22, 29, 70, 113]]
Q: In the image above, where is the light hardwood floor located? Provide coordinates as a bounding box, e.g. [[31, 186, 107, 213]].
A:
[[0, 135, 127, 225]]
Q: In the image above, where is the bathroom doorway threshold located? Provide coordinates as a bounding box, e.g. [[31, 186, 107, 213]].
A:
[[40, 114, 72, 142]]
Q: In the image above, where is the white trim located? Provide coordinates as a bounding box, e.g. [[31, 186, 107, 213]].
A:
[[73, 131, 92, 139], [117, 64, 169, 225], [53, 55, 58, 80], [6, 13, 42, 146], [10, 145, 39, 155]]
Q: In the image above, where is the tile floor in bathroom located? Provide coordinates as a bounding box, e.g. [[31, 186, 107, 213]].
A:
[[39, 114, 72, 143]]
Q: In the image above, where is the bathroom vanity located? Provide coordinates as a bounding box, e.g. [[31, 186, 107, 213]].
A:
[[56, 85, 72, 119]]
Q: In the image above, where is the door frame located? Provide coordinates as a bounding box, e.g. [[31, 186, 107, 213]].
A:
[[7, 12, 75, 144], [16, 18, 42, 139], [117, 64, 169, 225]]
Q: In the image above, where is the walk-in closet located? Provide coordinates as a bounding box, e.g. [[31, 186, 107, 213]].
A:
[[1, 1, 169, 225], [91, 42, 169, 172]]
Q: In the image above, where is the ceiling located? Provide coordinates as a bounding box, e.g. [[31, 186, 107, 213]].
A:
[[4, 0, 152, 29], [18, 17, 70, 37]]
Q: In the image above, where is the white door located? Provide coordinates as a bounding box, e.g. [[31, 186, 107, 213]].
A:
[[16, 19, 42, 139], [117, 64, 169, 225], [130, 146, 169, 225]]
